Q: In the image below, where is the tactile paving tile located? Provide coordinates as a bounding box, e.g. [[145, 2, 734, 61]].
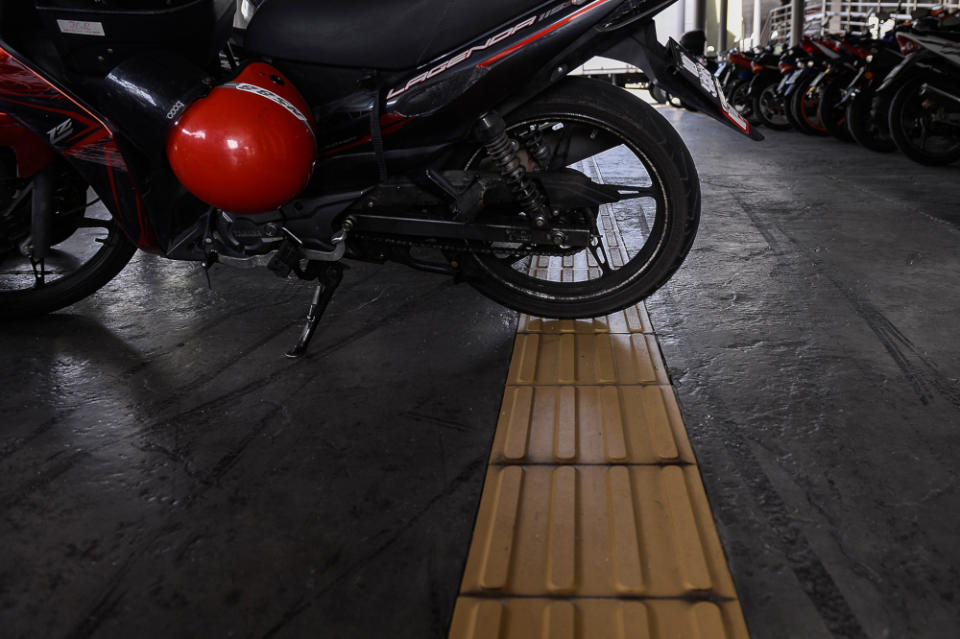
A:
[[459, 465, 737, 598], [450, 156, 749, 639], [449, 598, 750, 639], [517, 303, 653, 334], [506, 333, 669, 386], [489, 385, 695, 465]]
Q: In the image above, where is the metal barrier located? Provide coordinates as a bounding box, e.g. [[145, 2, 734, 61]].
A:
[[761, 0, 960, 44]]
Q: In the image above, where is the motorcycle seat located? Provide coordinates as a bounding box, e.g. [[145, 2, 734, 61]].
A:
[[245, 0, 550, 71]]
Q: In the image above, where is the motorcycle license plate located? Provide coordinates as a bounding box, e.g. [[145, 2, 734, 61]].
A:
[[669, 41, 750, 134]]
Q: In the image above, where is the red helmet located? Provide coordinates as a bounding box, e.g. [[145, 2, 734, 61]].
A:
[[166, 62, 316, 214]]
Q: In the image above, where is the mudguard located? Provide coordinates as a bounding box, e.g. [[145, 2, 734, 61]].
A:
[[602, 21, 764, 140], [746, 69, 780, 98], [876, 50, 944, 93]]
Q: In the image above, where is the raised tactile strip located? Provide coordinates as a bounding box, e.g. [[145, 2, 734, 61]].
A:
[[449, 159, 749, 638], [506, 333, 670, 386], [489, 386, 696, 465], [459, 465, 737, 597], [449, 599, 750, 639]]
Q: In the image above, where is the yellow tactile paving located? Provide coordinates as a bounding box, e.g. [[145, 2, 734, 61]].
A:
[[489, 385, 696, 465], [506, 333, 669, 386], [448, 159, 749, 638], [459, 465, 737, 598], [449, 598, 750, 639], [518, 303, 654, 334]]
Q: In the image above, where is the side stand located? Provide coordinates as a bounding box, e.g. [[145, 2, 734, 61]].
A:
[[285, 262, 344, 359]]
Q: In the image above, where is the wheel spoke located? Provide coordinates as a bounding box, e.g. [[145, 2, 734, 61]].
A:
[[606, 184, 657, 200], [587, 214, 613, 275], [30, 257, 46, 288]]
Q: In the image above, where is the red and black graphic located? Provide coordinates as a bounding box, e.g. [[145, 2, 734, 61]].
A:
[[0, 46, 156, 249]]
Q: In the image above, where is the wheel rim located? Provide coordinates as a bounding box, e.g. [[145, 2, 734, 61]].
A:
[[0, 165, 118, 295], [759, 85, 789, 126], [463, 114, 669, 304]]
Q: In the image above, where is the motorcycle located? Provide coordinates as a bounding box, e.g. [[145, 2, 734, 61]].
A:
[[716, 48, 758, 123], [0, 0, 759, 356], [813, 33, 876, 142], [748, 46, 791, 131], [839, 30, 904, 152], [879, 9, 960, 165]]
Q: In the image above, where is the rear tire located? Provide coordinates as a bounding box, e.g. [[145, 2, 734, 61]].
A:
[[456, 78, 700, 319], [846, 90, 896, 152], [753, 82, 792, 130], [789, 75, 829, 136], [888, 78, 960, 166], [0, 162, 136, 320], [817, 76, 853, 141]]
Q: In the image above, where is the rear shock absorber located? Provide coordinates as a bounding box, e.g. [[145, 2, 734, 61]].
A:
[[475, 112, 552, 229]]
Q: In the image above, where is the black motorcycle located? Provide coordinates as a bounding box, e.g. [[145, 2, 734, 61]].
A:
[[0, 0, 759, 355], [748, 46, 791, 130], [879, 10, 960, 165]]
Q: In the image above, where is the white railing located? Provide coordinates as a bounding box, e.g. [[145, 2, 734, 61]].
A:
[[762, 0, 960, 44]]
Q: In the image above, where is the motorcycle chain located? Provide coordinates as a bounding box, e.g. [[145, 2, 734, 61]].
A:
[[352, 231, 580, 258]]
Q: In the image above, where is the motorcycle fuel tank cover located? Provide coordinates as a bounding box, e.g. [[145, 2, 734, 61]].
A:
[[166, 62, 316, 214]]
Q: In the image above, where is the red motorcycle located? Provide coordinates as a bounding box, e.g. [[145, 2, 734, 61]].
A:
[[0, 0, 759, 355]]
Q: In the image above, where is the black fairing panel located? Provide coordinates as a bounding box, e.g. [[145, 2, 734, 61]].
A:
[[245, 0, 551, 70]]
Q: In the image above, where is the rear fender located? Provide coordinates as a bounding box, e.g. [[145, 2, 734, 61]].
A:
[[876, 51, 941, 94], [746, 69, 779, 96], [0, 112, 56, 177], [601, 20, 763, 140]]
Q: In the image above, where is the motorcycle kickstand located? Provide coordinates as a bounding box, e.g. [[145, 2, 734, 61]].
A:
[[285, 262, 344, 359]]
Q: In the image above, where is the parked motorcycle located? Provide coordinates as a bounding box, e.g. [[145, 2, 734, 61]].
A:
[[841, 32, 904, 152], [814, 33, 876, 141], [774, 43, 817, 131], [749, 46, 792, 130], [716, 48, 758, 123], [881, 10, 960, 165], [0, 0, 759, 356]]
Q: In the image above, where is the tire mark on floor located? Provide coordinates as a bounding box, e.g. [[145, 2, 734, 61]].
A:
[[260, 455, 486, 638], [737, 193, 960, 410]]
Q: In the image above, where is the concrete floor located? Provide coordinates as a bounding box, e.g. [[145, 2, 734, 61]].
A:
[[648, 106, 960, 639], [0, 260, 517, 637], [1, 102, 959, 638]]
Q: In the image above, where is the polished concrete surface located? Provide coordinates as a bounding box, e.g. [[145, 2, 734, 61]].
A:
[[2, 102, 960, 638], [0, 261, 517, 637], [647, 106, 960, 639]]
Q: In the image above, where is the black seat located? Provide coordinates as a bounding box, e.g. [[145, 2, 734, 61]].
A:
[[245, 0, 549, 71]]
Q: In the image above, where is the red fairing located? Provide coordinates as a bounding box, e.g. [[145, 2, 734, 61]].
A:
[[166, 62, 316, 214], [0, 113, 56, 177], [0, 46, 157, 250], [728, 52, 752, 69]]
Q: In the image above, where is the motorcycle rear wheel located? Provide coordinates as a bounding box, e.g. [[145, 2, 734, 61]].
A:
[[845, 90, 896, 152], [888, 79, 960, 166], [456, 78, 700, 319], [789, 76, 829, 136], [0, 161, 136, 320], [817, 76, 853, 142], [753, 82, 792, 130]]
